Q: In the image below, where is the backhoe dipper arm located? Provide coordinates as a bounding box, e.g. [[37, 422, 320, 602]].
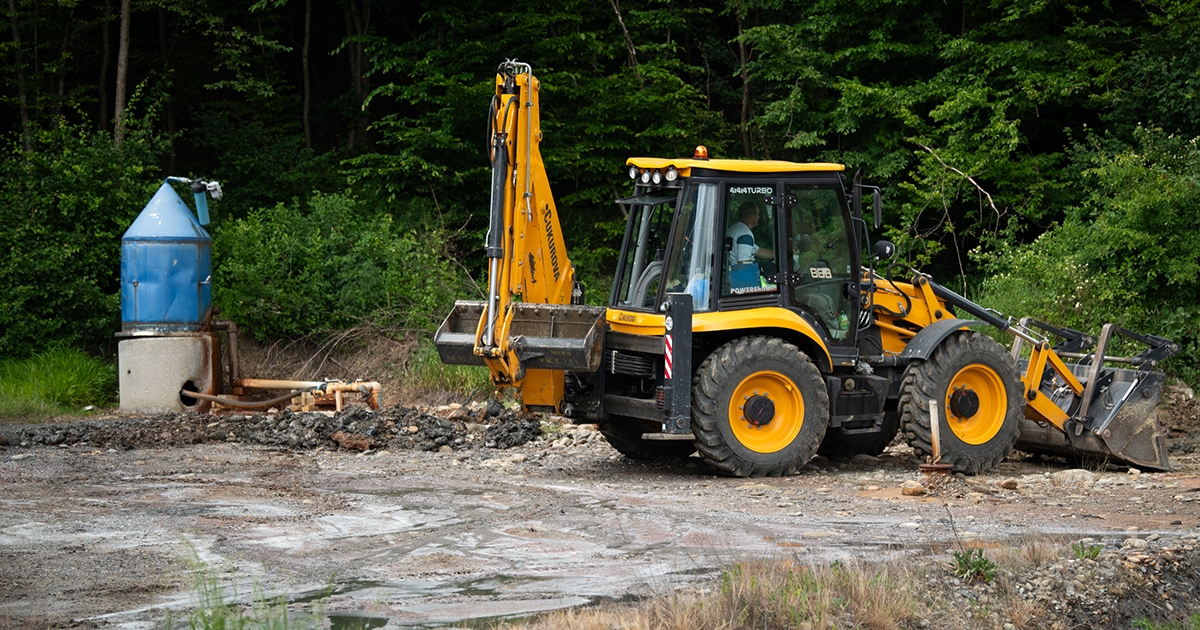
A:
[[475, 61, 577, 387]]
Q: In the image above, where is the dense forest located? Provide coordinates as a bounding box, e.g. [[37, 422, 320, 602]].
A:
[[2, 0, 1198, 382]]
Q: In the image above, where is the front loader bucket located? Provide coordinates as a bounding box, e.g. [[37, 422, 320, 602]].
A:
[[1014, 361, 1171, 470], [435, 301, 488, 366], [435, 300, 607, 372]]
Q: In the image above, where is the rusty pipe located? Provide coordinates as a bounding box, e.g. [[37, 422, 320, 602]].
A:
[[210, 319, 240, 384], [185, 388, 312, 410], [322, 381, 382, 410], [236, 378, 328, 390]]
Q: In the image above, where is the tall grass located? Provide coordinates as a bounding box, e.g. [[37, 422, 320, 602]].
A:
[[0, 347, 115, 419], [402, 337, 492, 401], [498, 558, 921, 630]]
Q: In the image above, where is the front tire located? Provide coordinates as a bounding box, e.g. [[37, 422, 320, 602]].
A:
[[692, 337, 828, 477], [899, 331, 1022, 474]]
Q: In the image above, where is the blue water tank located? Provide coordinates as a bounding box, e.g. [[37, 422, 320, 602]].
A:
[[121, 182, 212, 332]]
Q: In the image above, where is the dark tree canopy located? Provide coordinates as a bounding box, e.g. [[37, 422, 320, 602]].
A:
[[1, 0, 1198, 380]]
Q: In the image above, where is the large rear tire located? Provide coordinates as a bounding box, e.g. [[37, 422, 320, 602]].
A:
[[899, 331, 1022, 474], [598, 415, 695, 459], [692, 337, 828, 477], [817, 411, 899, 459]]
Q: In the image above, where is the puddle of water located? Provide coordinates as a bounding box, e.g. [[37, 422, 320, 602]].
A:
[[328, 612, 390, 629], [452, 574, 549, 597]]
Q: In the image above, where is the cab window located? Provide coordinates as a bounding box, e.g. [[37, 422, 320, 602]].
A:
[[721, 184, 778, 298], [786, 185, 854, 338]]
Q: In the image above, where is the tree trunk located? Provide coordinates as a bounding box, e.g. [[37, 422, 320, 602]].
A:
[[159, 8, 175, 173], [737, 13, 752, 158], [113, 0, 131, 148], [99, 0, 111, 131], [53, 10, 72, 121], [7, 0, 32, 150], [608, 0, 641, 83], [302, 0, 312, 149], [344, 0, 370, 150]]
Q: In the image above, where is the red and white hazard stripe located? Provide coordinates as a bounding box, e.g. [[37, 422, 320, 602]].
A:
[[664, 334, 674, 380]]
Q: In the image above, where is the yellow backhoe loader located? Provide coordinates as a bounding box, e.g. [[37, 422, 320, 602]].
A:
[[436, 61, 1179, 476]]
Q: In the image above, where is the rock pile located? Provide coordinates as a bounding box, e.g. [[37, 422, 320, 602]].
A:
[[926, 534, 1200, 629], [0, 403, 544, 453]]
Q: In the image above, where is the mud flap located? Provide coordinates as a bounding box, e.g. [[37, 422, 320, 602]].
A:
[[435, 300, 606, 372], [1014, 362, 1170, 471]]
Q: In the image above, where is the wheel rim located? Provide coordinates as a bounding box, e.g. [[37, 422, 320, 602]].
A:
[[945, 364, 1007, 445], [727, 370, 804, 453]]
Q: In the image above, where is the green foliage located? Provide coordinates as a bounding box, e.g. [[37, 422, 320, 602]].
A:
[[3, 0, 1200, 365], [212, 192, 468, 340], [951, 548, 997, 583], [977, 126, 1200, 384], [192, 99, 342, 220], [1071, 540, 1103, 560], [0, 346, 116, 419], [0, 117, 164, 357], [1133, 613, 1200, 630], [351, 0, 722, 278]]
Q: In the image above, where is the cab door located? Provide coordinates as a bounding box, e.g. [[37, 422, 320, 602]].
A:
[[783, 183, 857, 344]]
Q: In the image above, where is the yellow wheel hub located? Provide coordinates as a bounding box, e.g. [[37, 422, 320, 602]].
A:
[[727, 370, 804, 453], [945, 364, 1007, 445]]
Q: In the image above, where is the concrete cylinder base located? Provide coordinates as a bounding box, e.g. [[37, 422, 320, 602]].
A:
[[118, 333, 221, 415]]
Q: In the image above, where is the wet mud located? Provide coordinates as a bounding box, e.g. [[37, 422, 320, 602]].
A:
[[3, 402, 1200, 628]]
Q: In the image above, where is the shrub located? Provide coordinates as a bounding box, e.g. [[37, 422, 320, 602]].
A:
[[952, 548, 997, 583], [212, 192, 470, 340], [976, 127, 1200, 386], [0, 118, 164, 357]]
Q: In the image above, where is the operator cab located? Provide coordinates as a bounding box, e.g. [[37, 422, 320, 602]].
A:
[[614, 150, 860, 344]]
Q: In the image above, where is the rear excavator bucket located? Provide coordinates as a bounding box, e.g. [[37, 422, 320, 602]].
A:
[[435, 301, 607, 372], [1011, 320, 1180, 470]]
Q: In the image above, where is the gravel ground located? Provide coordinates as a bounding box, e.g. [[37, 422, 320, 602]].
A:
[[3, 401, 1200, 628]]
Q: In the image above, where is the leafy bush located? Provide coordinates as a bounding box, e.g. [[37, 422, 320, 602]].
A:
[[976, 127, 1200, 385], [0, 118, 164, 357], [212, 192, 470, 340]]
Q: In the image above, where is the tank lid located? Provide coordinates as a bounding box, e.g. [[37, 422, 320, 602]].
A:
[[122, 182, 211, 241]]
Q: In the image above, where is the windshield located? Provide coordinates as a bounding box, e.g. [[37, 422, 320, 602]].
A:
[[613, 193, 677, 310], [661, 183, 718, 312]]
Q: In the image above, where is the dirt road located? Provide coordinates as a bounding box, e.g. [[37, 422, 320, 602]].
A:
[[3, 407, 1200, 628]]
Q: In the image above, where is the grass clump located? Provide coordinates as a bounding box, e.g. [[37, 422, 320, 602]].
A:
[[179, 551, 325, 630], [403, 336, 491, 400], [1072, 540, 1103, 560], [951, 548, 997, 583], [0, 346, 115, 420], [1134, 613, 1200, 630]]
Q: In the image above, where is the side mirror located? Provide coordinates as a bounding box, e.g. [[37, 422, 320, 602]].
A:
[[873, 240, 895, 261], [872, 190, 882, 229]]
